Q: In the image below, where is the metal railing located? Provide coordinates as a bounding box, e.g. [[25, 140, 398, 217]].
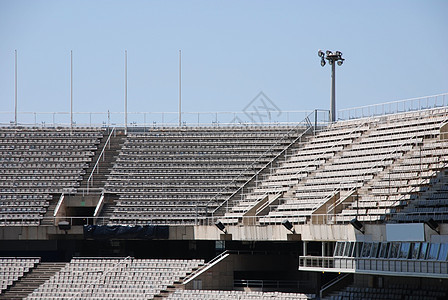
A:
[[1, 93, 446, 127], [338, 93, 448, 121], [299, 256, 448, 278], [86, 127, 115, 193], [70, 256, 132, 299], [234, 279, 312, 290], [0, 110, 315, 128], [183, 250, 230, 284], [2, 208, 448, 227], [319, 273, 352, 299]]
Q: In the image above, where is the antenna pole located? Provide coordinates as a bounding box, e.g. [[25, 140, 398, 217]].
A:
[[125, 50, 128, 134], [70, 50, 73, 130], [14, 50, 18, 126], [179, 50, 181, 127]]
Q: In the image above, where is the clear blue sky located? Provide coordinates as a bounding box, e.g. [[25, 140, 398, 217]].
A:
[[0, 0, 447, 117]]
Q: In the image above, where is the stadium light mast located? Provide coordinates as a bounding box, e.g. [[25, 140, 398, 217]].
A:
[[318, 50, 344, 122], [178, 49, 181, 127]]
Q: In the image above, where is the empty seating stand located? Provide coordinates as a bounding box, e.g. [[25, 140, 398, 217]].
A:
[[223, 120, 370, 223], [0, 127, 104, 226], [105, 126, 300, 225], [269, 108, 448, 224], [337, 111, 448, 223], [215, 107, 448, 225], [27, 257, 204, 299]]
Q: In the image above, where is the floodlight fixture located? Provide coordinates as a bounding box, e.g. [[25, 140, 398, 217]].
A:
[[425, 218, 440, 234], [350, 218, 364, 234], [282, 219, 295, 233], [58, 221, 71, 231], [215, 220, 227, 233], [318, 49, 345, 123]]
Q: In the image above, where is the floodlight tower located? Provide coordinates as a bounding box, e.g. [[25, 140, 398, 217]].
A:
[[318, 50, 344, 122]]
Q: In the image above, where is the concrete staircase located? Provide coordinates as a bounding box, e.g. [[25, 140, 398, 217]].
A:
[[96, 196, 119, 225], [40, 194, 59, 226], [79, 129, 126, 191], [0, 262, 67, 300]]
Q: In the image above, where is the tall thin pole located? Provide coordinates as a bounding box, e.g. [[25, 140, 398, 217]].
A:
[[178, 50, 181, 127], [70, 50, 73, 130], [125, 50, 127, 134], [330, 62, 336, 122], [14, 50, 17, 126]]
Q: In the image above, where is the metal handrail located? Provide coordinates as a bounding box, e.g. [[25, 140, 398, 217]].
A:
[[0, 110, 314, 128], [70, 256, 132, 299], [319, 273, 352, 298], [338, 93, 448, 120], [183, 250, 230, 284], [3, 209, 448, 227], [206, 110, 320, 217], [87, 127, 115, 193]]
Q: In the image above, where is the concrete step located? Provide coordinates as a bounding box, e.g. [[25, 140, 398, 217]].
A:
[[40, 195, 60, 226], [0, 262, 67, 300], [96, 198, 119, 225]]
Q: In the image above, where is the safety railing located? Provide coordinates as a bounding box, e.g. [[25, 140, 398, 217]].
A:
[[2, 93, 446, 126], [299, 256, 448, 278], [0, 110, 315, 128], [2, 208, 448, 227], [234, 279, 313, 290], [71, 256, 132, 299], [338, 93, 448, 121], [319, 273, 353, 299], [183, 250, 230, 285]]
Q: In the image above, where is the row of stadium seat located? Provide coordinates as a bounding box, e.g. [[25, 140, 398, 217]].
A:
[[0, 128, 104, 225], [0, 107, 446, 226], [223, 107, 448, 225], [105, 126, 300, 225], [0, 257, 40, 293], [167, 289, 313, 299], [27, 257, 204, 299]]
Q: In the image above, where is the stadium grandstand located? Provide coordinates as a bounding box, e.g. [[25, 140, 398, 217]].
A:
[[0, 93, 448, 299]]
